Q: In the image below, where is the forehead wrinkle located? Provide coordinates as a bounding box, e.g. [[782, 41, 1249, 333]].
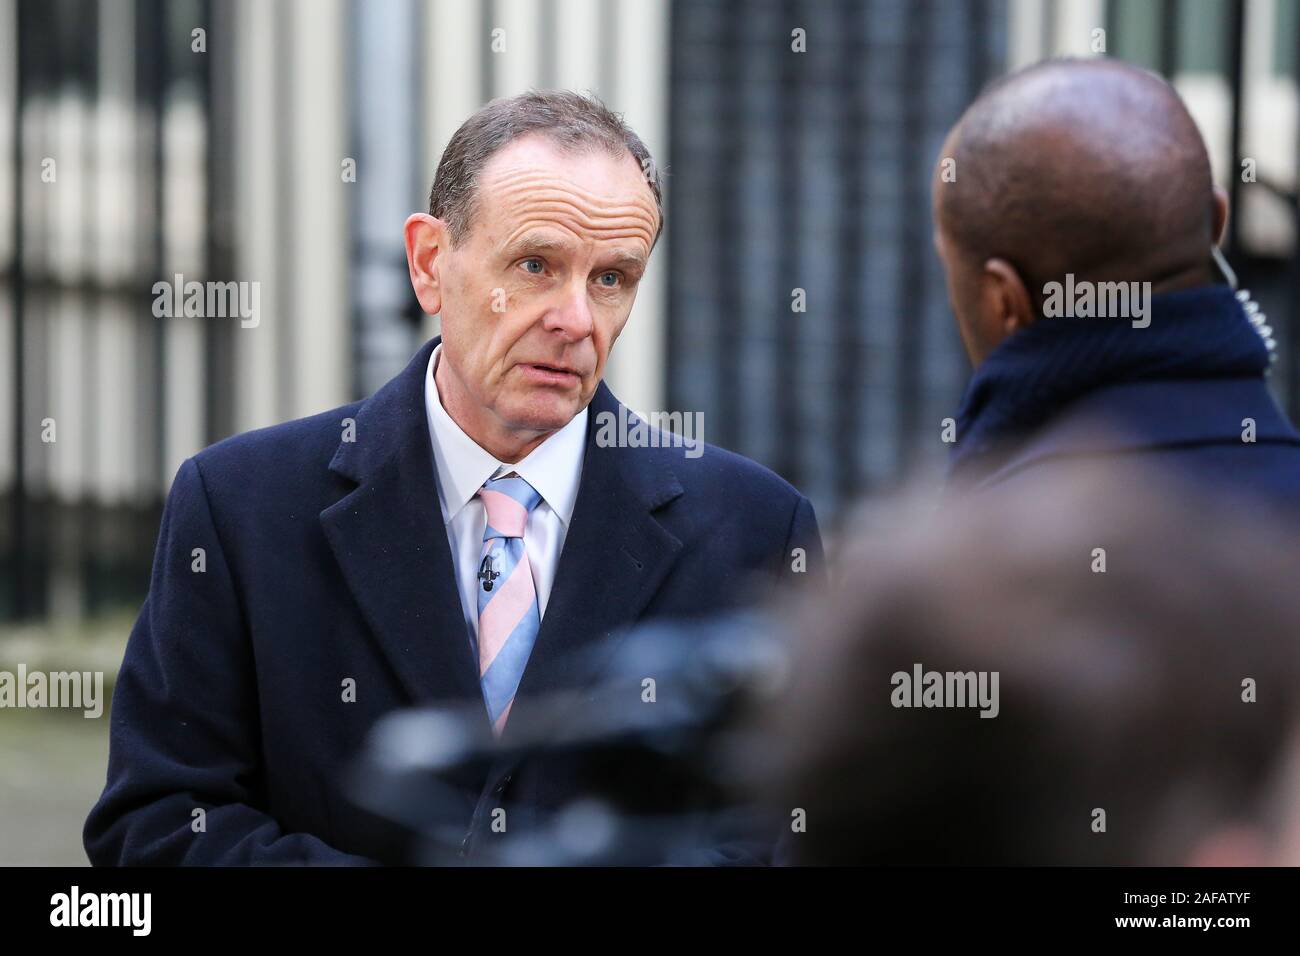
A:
[[489, 165, 656, 207], [502, 222, 654, 255], [483, 165, 657, 248], [486, 167, 658, 230], [501, 205, 656, 251], [497, 189, 657, 228]]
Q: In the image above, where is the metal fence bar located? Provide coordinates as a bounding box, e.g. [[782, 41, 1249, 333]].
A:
[[9, 0, 28, 619]]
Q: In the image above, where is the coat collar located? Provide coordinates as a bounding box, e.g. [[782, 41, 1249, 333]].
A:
[[951, 284, 1276, 484], [321, 338, 480, 715], [503, 378, 684, 746], [320, 338, 685, 740], [969, 375, 1300, 490]]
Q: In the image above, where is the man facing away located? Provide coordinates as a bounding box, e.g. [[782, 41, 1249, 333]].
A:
[[85, 91, 823, 865], [933, 58, 1300, 508]]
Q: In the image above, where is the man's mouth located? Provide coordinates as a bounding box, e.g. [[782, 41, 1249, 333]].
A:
[[519, 362, 582, 384]]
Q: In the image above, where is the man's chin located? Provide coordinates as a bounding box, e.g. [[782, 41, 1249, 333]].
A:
[[501, 391, 585, 434]]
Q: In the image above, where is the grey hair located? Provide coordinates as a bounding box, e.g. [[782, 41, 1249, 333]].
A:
[[428, 89, 664, 247]]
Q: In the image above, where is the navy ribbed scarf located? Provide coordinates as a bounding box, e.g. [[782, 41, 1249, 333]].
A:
[[949, 285, 1270, 479]]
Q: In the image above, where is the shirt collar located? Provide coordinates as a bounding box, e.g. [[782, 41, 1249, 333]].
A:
[[425, 343, 587, 527]]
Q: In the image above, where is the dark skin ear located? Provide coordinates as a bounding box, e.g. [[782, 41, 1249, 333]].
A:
[[1211, 185, 1229, 247], [974, 257, 1035, 360]]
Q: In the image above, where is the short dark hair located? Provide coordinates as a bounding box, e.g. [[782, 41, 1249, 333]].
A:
[[428, 89, 664, 247]]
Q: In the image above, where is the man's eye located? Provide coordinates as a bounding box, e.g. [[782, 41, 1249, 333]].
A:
[[596, 271, 621, 288], [521, 258, 545, 275]]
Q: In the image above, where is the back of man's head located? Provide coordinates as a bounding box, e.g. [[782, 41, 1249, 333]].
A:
[[932, 58, 1227, 365]]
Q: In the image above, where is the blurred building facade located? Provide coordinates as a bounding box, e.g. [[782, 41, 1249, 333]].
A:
[[3, 0, 1300, 622]]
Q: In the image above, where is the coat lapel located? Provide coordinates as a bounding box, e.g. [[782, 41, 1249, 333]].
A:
[[501, 381, 685, 746], [319, 338, 485, 720], [319, 347, 686, 750]]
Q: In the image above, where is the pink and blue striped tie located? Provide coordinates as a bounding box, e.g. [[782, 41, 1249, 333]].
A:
[[475, 474, 544, 736]]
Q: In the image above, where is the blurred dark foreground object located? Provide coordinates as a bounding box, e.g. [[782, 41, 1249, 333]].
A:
[[345, 460, 1300, 866], [343, 612, 790, 865], [757, 460, 1300, 866]]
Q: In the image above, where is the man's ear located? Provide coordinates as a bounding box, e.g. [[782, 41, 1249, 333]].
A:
[[1211, 185, 1230, 247], [980, 257, 1034, 342], [405, 213, 448, 316]]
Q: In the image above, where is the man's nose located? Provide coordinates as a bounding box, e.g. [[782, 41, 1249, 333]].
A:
[[541, 281, 595, 340]]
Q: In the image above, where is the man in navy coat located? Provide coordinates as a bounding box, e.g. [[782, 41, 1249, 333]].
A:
[[934, 59, 1300, 505], [85, 91, 822, 865]]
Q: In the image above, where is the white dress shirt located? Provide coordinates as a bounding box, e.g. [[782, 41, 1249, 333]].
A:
[[424, 344, 587, 645]]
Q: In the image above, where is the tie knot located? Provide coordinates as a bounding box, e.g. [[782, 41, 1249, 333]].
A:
[[478, 475, 543, 539]]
